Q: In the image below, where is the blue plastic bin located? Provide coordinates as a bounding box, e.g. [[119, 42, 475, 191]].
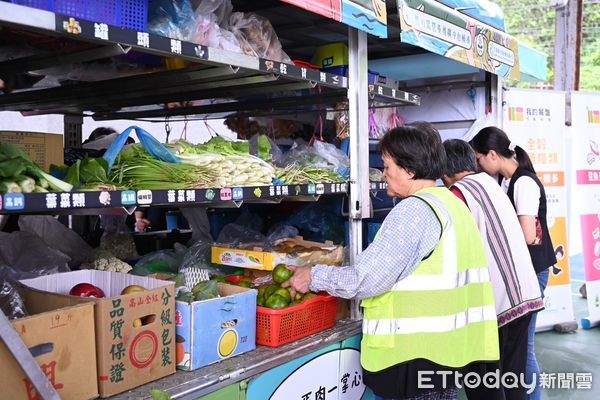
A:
[[11, 0, 148, 31], [321, 65, 379, 84]]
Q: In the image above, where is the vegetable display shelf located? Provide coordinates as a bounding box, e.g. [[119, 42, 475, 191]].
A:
[[0, 1, 420, 119], [0, 182, 349, 214]]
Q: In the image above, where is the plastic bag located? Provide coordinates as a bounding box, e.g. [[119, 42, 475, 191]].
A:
[[217, 223, 265, 245], [369, 168, 383, 182], [249, 133, 283, 163], [194, 0, 233, 26], [148, 0, 196, 41], [191, 12, 241, 52], [266, 224, 299, 245], [287, 203, 345, 244], [99, 214, 130, 234], [279, 141, 350, 179], [229, 12, 292, 63], [0, 268, 28, 320], [99, 216, 138, 260], [103, 126, 179, 172], [134, 250, 183, 275], [0, 232, 70, 278], [179, 240, 213, 271], [18, 216, 95, 268], [180, 207, 214, 246]]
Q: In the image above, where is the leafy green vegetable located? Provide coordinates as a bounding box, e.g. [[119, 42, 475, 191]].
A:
[[64, 160, 81, 186], [150, 389, 172, 400], [80, 156, 109, 183], [60, 156, 111, 188], [0, 158, 26, 178], [257, 134, 272, 161], [110, 145, 215, 190], [0, 143, 72, 192]]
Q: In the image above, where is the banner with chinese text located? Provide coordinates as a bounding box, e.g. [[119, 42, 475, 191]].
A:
[[397, 0, 520, 79], [282, 0, 388, 38], [503, 89, 574, 331], [570, 92, 600, 328]]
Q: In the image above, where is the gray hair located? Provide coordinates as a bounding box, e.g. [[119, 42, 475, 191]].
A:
[[443, 139, 477, 177]]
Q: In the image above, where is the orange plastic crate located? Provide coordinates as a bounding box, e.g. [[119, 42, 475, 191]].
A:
[[256, 295, 337, 347]]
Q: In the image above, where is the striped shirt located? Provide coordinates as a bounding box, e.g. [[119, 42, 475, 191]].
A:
[[310, 196, 442, 299], [453, 173, 543, 326]]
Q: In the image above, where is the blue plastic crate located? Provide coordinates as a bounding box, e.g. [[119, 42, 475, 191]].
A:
[[321, 65, 379, 84], [11, 0, 148, 31]]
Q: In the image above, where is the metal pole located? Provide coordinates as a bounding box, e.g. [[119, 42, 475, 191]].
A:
[[554, 0, 583, 91], [348, 27, 370, 320]]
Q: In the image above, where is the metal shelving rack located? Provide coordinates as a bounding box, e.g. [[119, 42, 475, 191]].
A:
[[0, 2, 419, 119], [0, 183, 350, 214]]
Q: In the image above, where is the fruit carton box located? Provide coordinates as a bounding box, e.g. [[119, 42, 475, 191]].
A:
[[0, 296, 97, 400], [21, 270, 175, 397], [211, 236, 344, 271], [175, 283, 257, 371]]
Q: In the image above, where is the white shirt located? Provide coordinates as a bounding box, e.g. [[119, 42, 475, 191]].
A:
[[501, 175, 540, 216]]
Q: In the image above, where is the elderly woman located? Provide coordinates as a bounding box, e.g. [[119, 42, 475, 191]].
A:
[[442, 139, 543, 400], [284, 126, 499, 400]]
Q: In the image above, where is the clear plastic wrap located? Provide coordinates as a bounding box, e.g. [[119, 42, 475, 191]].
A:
[[278, 141, 350, 179], [99, 215, 138, 260], [148, 0, 196, 41], [249, 133, 283, 163], [0, 231, 70, 279], [369, 168, 383, 182], [194, 0, 234, 27], [191, 11, 241, 53], [229, 12, 292, 63], [18, 216, 95, 268]]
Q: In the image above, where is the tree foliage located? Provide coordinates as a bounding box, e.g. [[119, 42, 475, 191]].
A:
[[492, 0, 600, 90]]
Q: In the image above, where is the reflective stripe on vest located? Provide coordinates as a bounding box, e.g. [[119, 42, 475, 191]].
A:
[[361, 187, 498, 371], [363, 304, 497, 335]]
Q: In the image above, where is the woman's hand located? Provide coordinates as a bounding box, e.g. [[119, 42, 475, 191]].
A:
[[281, 266, 312, 299], [135, 217, 151, 232]]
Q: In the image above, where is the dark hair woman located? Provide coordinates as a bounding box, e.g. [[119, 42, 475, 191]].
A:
[[470, 126, 556, 400], [283, 125, 499, 400]]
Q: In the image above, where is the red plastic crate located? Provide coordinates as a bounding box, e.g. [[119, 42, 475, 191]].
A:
[[256, 295, 337, 347]]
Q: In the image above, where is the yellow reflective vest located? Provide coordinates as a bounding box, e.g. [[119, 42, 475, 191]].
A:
[[361, 187, 499, 372]]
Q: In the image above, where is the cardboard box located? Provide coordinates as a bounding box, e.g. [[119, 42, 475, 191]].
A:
[[175, 283, 257, 371], [211, 237, 344, 271], [0, 131, 63, 171], [0, 294, 97, 400], [21, 270, 176, 397]]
